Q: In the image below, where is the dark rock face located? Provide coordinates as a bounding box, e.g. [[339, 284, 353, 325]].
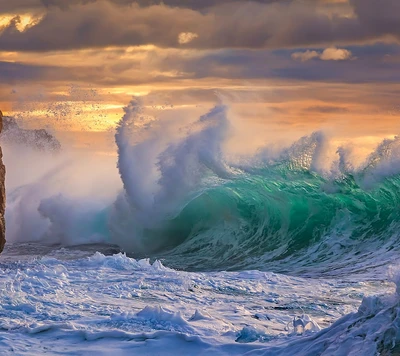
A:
[[0, 111, 6, 252], [1, 116, 61, 152]]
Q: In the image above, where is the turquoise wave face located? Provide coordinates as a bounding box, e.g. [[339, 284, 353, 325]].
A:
[[8, 101, 400, 276], [136, 164, 400, 273], [107, 103, 400, 274]]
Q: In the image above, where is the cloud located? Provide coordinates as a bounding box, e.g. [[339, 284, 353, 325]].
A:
[[178, 32, 198, 45], [2, 44, 400, 88], [0, 0, 286, 13], [0, 0, 43, 13], [0, 2, 203, 51], [304, 105, 349, 114], [0, 61, 49, 82], [0, 13, 44, 33], [0, 0, 400, 52], [292, 47, 354, 62], [320, 47, 354, 61], [291, 50, 320, 62], [351, 0, 400, 38]]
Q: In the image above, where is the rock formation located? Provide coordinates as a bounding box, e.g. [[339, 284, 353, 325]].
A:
[[0, 111, 6, 252], [1, 116, 61, 152]]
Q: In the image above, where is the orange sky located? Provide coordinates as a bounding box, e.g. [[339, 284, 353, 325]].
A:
[[1, 0, 400, 150]]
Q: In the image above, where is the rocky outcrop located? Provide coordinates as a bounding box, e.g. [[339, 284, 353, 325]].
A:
[[0, 111, 6, 252], [1, 116, 61, 152]]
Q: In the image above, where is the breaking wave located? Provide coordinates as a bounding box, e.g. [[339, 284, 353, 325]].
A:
[[6, 98, 400, 275]]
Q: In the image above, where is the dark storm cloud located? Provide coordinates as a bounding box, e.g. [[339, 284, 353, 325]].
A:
[[206, 50, 400, 83], [351, 0, 400, 38], [0, 0, 41, 12], [0, 61, 51, 82], [0, 60, 133, 85], [131, 0, 285, 8], [0, 0, 400, 51], [0, 2, 200, 51], [4, 44, 400, 87], [0, 0, 286, 12]]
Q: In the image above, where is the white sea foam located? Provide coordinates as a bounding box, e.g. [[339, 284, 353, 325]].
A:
[[3, 100, 400, 354], [0, 250, 397, 355]]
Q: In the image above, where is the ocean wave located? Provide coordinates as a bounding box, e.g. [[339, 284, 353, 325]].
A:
[[5, 99, 400, 275]]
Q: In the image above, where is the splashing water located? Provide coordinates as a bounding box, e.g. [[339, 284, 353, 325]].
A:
[[3, 98, 400, 354], [4, 99, 400, 277]]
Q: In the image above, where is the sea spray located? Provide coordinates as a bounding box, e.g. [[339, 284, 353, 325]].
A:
[[5, 100, 400, 275], [111, 100, 232, 253]]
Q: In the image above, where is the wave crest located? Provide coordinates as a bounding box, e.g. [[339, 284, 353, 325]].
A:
[[6, 99, 400, 274]]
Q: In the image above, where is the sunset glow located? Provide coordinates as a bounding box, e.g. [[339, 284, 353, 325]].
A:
[[2, 1, 400, 354], [0, 0, 399, 144]]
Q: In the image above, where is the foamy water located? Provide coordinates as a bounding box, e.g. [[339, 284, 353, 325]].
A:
[[0, 247, 396, 355], [2, 99, 400, 354]]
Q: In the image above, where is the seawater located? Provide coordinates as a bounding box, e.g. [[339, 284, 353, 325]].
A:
[[1, 99, 400, 355]]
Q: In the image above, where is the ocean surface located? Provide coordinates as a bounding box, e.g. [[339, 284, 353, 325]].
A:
[[1, 100, 400, 355]]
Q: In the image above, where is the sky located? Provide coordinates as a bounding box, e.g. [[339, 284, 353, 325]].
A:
[[1, 0, 400, 148]]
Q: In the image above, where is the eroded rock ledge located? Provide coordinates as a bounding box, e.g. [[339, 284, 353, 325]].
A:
[[0, 111, 6, 251]]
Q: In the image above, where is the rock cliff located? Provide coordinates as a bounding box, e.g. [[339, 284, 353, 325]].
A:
[[0, 111, 6, 252]]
